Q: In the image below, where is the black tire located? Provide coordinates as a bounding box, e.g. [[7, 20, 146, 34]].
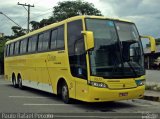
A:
[[18, 76, 23, 89], [61, 82, 70, 104], [12, 75, 18, 88]]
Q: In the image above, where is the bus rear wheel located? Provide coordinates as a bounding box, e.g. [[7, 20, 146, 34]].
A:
[[61, 82, 70, 104], [18, 76, 23, 89], [12, 75, 18, 88]]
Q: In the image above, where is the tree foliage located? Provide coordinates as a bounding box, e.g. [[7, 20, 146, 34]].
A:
[[0, 37, 7, 74], [53, 0, 102, 21], [11, 26, 26, 38], [30, 0, 102, 30], [30, 21, 40, 30], [1, 0, 103, 74]]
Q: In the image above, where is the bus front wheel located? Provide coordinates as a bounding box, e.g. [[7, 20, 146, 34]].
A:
[[61, 82, 70, 104]]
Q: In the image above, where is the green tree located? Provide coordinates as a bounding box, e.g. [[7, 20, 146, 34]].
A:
[[39, 19, 52, 28], [11, 26, 26, 38], [30, 0, 102, 30], [0, 37, 7, 74], [30, 21, 40, 30], [53, 0, 102, 21]]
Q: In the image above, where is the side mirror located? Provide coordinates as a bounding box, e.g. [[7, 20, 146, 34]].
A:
[[140, 35, 156, 53], [81, 31, 94, 50]]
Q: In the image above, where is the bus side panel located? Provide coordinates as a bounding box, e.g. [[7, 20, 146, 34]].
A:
[[26, 54, 38, 83], [4, 58, 10, 81], [46, 51, 76, 99]]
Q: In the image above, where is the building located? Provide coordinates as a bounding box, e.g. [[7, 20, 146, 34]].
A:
[[144, 45, 160, 70]]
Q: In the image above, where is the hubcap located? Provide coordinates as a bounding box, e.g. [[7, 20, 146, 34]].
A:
[[19, 78, 22, 88], [62, 85, 68, 100]]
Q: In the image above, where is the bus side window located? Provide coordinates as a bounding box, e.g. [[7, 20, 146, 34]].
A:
[[57, 25, 64, 50], [20, 39, 28, 54], [67, 20, 87, 79], [9, 43, 15, 56], [24, 39, 28, 53], [5, 45, 8, 56], [28, 35, 37, 53], [14, 41, 20, 55], [43, 31, 50, 50], [7, 44, 10, 56], [32, 35, 38, 52], [38, 31, 50, 52], [50, 29, 58, 50], [20, 40, 23, 54], [28, 37, 32, 52], [38, 34, 43, 51]]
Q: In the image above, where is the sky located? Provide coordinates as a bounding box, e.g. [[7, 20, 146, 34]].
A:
[[0, 0, 160, 39]]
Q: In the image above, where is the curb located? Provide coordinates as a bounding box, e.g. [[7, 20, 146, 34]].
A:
[[143, 95, 160, 102]]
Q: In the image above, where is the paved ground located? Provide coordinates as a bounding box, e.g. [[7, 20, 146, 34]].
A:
[[146, 70, 160, 83], [145, 90, 160, 97], [0, 78, 160, 119]]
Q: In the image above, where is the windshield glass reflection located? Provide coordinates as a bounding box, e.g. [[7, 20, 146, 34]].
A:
[[86, 19, 144, 78]]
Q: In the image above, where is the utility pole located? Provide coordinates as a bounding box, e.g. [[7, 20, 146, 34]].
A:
[[17, 2, 34, 33]]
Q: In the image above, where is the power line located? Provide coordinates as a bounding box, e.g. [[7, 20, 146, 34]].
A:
[[0, 12, 22, 28], [31, 11, 53, 20], [17, 2, 34, 33], [33, 7, 53, 11]]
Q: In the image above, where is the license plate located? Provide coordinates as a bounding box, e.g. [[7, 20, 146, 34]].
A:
[[119, 92, 128, 97]]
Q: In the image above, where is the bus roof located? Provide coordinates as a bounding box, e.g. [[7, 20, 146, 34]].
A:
[[6, 15, 133, 44]]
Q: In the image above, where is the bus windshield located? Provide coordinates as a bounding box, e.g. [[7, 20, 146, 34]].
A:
[[86, 19, 144, 78]]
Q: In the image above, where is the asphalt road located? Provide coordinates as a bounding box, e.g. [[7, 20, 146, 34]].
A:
[[0, 77, 160, 119], [146, 70, 160, 83]]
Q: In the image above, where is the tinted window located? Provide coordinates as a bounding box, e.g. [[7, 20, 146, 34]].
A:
[[9, 43, 14, 56], [28, 35, 37, 52], [68, 20, 84, 55], [20, 39, 28, 54], [14, 41, 20, 55], [7, 45, 10, 56], [43, 31, 50, 50], [38, 31, 50, 51], [38, 34, 43, 51], [50, 29, 57, 49], [57, 26, 64, 50], [67, 20, 86, 79], [5, 45, 8, 56]]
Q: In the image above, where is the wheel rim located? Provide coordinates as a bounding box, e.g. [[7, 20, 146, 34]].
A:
[[62, 85, 68, 101], [13, 78, 16, 86], [18, 78, 22, 88]]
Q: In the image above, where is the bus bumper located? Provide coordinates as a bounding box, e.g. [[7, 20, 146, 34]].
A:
[[86, 86, 145, 102]]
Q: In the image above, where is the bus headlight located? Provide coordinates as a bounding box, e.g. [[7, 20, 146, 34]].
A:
[[136, 79, 146, 86], [88, 81, 108, 88]]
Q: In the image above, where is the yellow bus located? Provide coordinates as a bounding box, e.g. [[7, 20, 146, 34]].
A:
[[4, 16, 156, 103]]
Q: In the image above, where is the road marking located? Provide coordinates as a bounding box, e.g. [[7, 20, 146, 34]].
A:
[[53, 115, 141, 118], [9, 96, 52, 99], [138, 104, 150, 107], [54, 116, 108, 118], [0, 83, 10, 85], [0, 80, 10, 82], [23, 103, 67, 106]]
